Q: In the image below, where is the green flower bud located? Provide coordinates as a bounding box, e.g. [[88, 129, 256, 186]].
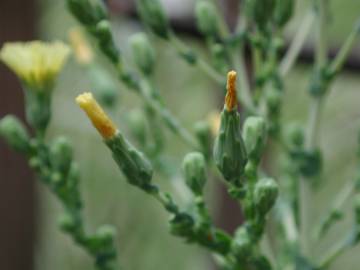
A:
[[195, 1, 220, 38], [77, 93, 153, 190], [50, 137, 73, 174], [126, 109, 148, 146], [136, 0, 170, 39], [231, 227, 253, 261], [182, 152, 207, 195], [106, 132, 153, 190], [94, 20, 119, 63], [254, 178, 279, 216], [67, 0, 107, 26], [214, 71, 247, 184], [129, 33, 156, 75], [274, 0, 294, 27], [245, 0, 276, 30], [170, 213, 194, 238], [284, 123, 304, 148], [354, 195, 360, 225], [95, 225, 116, 245], [58, 213, 77, 233], [194, 121, 212, 160], [0, 115, 30, 153], [242, 116, 267, 163], [87, 65, 118, 108]]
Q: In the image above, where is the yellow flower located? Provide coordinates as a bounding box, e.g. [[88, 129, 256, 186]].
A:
[[0, 41, 71, 91], [68, 28, 93, 65], [76, 92, 117, 139]]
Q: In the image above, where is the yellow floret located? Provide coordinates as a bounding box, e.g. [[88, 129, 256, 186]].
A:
[[225, 70, 238, 111], [76, 92, 117, 140]]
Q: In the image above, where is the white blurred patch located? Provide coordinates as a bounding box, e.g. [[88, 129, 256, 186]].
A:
[[160, 0, 195, 19]]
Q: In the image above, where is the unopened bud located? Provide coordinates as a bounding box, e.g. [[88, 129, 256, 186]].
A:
[[0, 115, 30, 153], [50, 137, 73, 174], [129, 33, 155, 75], [77, 92, 153, 189], [136, 0, 170, 39], [95, 225, 116, 245], [95, 20, 119, 63], [254, 178, 279, 216], [58, 213, 77, 233], [245, 0, 276, 30], [274, 0, 294, 27], [67, 0, 107, 26], [195, 1, 220, 38], [242, 116, 267, 163], [214, 72, 247, 184], [231, 227, 252, 260], [284, 123, 304, 148], [194, 121, 212, 160], [182, 152, 207, 195]]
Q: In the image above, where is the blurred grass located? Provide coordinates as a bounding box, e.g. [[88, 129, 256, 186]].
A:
[[34, 0, 360, 270]]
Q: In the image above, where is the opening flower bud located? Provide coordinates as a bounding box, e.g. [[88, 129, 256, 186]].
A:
[[213, 71, 247, 184], [129, 33, 156, 75], [242, 116, 267, 163], [76, 92, 153, 189], [254, 178, 279, 216], [182, 152, 207, 195], [195, 1, 220, 38], [50, 136, 73, 174], [136, 0, 170, 39], [0, 115, 30, 153]]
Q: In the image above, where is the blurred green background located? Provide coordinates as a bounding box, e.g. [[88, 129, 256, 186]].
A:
[[33, 0, 360, 270]]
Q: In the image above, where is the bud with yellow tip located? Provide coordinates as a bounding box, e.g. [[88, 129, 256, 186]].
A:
[[76, 92, 153, 189], [213, 71, 247, 185]]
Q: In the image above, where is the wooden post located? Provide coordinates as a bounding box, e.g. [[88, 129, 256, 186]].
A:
[[0, 0, 36, 269]]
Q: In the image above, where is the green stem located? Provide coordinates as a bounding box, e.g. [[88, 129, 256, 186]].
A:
[[318, 233, 354, 269], [139, 78, 199, 149], [169, 33, 225, 84], [280, 9, 316, 76]]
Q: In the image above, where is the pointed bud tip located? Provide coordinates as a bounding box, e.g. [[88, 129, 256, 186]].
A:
[[225, 70, 237, 111], [76, 92, 117, 139]]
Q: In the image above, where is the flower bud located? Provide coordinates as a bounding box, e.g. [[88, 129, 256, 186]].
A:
[[0, 115, 30, 153], [95, 225, 116, 245], [182, 152, 207, 195], [284, 123, 304, 148], [195, 1, 220, 38], [129, 33, 155, 75], [213, 71, 247, 184], [231, 227, 252, 261], [254, 178, 279, 216], [274, 0, 294, 27], [77, 92, 153, 190], [94, 20, 119, 64], [106, 133, 153, 189], [58, 213, 77, 233], [50, 137, 73, 174], [67, 0, 107, 26], [126, 109, 147, 146], [136, 0, 170, 39], [87, 65, 118, 108], [193, 121, 212, 160], [245, 0, 275, 30], [242, 116, 267, 163]]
